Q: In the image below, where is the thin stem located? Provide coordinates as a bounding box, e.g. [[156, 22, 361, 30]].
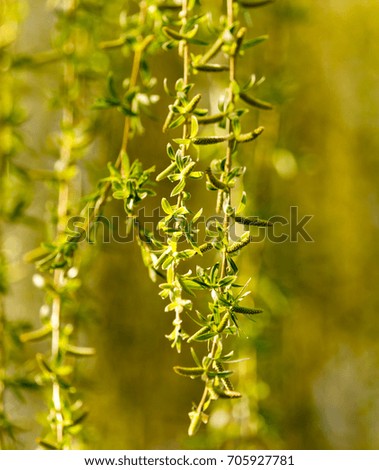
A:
[[181, 0, 190, 140], [69, 9, 151, 241], [192, 339, 217, 413], [220, 0, 236, 279], [190, 0, 238, 434], [50, 1, 76, 447], [121, 2, 149, 155], [173, 0, 190, 343], [177, 0, 190, 209]]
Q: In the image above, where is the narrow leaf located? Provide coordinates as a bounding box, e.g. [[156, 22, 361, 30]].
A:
[[161, 198, 172, 214], [190, 115, 199, 139], [187, 326, 211, 343], [156, 161, 177, 181], [37, 439, 60, 450], [65, 345, 96, 357], [23, 246, 52, 263], [236, 191, 247, 215], [205, 167, 228, 190], [162, 25, 198, 41], [168, 114, 186, 130], [170, 178, 186, 197], [240, 93, 273, 110], [188, 411, 202, 436], [241, 35, 269, 50], [197, 112, 226, 124], [120, 150, 130, 175], [190, 347, 202, 367], [20, 325, 52, 343], [193, 63, 229, 72]]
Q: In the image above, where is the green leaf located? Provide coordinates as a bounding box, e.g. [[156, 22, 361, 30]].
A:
[[231, 117, 241, 137], [162, 25, 199, 41], [241, 35, 269, 50], [37, 439, 60, 450], [36, 353, 53, 375], [188, 170, 202, 180], [172, 138, 191, 146], [106, 73, 118, 100], [205, 167, 228, 190], [176, 249, 196, 260], [107, 162, 121, 178], [154, 248, 172, 269], [190, 347, 202, 367], [188, 411, 202, 436], [190, 115, 199, 138], [161, 198, 173, 214], [218, 275, 237, 287], [239, 93, 273, 110], [170, 178, 186, 197], [112, 190, 126, 199], [236, 191, 247, 215], [168, 114, 186, 130], [197, 112, 226, 124], [207, 369, 233, 379], [23, 245, 53, 264], [193, 63, 229, 72], [120, 150, 130, 175], [231, 80, 240, 96], [227, 256, 239, 273], [187, 326, 211, 343], [20, 325, 52, 343], [156, 161, 177, 181], [192, 208, 203, 224], [189, 331, 217, 342], [193, 107, 208, 116], [181, 161, 196, 178], [167, 143, 175, 159], [92, 97, 120, 109], [65, 345, 96, 357]]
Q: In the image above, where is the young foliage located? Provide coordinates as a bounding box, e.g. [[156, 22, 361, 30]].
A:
[[105, 0, 274, 436], [21, 0, 107, 449], [2, 0, 275, 446]]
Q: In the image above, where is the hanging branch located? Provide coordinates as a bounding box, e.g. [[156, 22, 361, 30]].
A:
[[18, 0, 276, 442], [155, 0, 274, 435], [21, 0, 101, 449]]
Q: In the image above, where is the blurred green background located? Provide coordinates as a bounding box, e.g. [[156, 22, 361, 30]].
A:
[[3, 0, 379, 449]]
